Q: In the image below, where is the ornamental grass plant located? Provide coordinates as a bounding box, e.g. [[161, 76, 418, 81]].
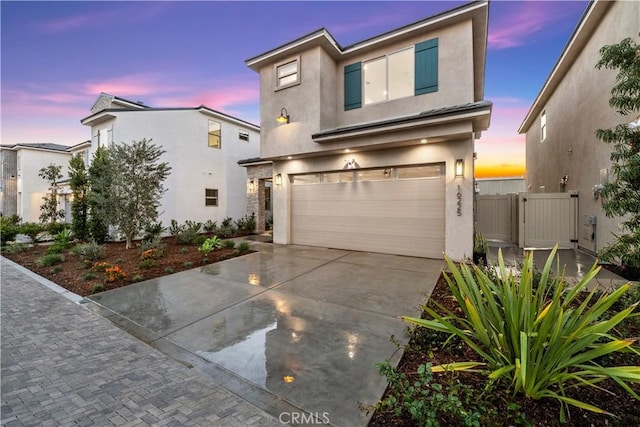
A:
[[403, 246, 640, 422]]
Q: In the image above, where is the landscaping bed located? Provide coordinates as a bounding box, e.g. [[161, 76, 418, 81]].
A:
[[369, 266, 640, 426], [2, 235, 253, 297]]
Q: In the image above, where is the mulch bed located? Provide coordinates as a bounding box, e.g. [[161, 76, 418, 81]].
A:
[[368, 274, 640, 426], [2, 236, 253, 297]]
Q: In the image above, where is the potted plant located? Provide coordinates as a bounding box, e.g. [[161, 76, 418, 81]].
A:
[[473, 230, 488, 265]]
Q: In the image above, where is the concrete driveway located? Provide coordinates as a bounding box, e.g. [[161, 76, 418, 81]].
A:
[[86, 242, 443, 426]]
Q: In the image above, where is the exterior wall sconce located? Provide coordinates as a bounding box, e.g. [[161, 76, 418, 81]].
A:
[[274, 173, 283, 186], [276, 108, 290, 124], [455, 159, 464, 177], [247, 180, 256, 193]]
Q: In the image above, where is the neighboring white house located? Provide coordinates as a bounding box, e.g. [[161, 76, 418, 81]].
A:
[[80, 94, 260, 227], [0, 143, 73, 223], [518, 0, 639, 255], [244, 1, 491, 260]]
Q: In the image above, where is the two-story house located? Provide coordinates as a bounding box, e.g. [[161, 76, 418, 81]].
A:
[[244, 0, 491, 260], [80, 93, 260, 228], [0, 143, 74, 223], [518, 0, 639, 255]]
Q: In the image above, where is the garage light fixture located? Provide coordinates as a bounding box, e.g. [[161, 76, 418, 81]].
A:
[[247, 180, 256, 193], [455, 159, 464, 177], [275, 173, 283, 186], [276, 108, 290, 124]]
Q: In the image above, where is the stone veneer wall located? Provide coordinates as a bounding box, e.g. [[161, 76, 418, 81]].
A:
[[245, 164, 273, 233]]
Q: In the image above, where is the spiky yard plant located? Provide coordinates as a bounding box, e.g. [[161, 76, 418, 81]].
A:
[[403, 246, 640, 422]]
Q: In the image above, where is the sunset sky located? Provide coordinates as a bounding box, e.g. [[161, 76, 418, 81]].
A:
[[1, 1, 589, 178]]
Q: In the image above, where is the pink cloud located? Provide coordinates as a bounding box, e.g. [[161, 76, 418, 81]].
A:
[[82, 73, 186, 98], [488, 2, 572, 50], [2, 88, 88, 118]]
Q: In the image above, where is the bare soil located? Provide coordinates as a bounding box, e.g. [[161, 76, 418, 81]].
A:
[[369, 274, 640, 427], [2, 236, 253, 297]]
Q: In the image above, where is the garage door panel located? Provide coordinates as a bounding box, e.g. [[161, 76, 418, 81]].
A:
[[293, 201, 445, 219], [291, 168, 445, 258]]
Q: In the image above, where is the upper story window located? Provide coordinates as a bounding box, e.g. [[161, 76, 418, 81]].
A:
[[364, 47, 414, 105], [540, 111, 547, 142], [275, 56, 300, 90], [96, 127, 112, 148], [208, 120, 221, 148], [344, 38, 438, 111], [238, 130, 250, 141]]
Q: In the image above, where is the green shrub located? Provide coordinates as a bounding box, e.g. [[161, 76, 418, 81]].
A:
[[143, 222, 165, 242], [2, 242, 30, 253], [183, 261, 193, 268], [36, 253, 64, 267], [19, 222, 47, 243], [221, 217, 233, 227], [138, 236, 167, 252], [0, 216, 20, 245], [402, 246, 640, 422], [473, 230, 488, 254], [91, 284, 104, 294], [180, 247, 189, 254], [222, 239, 235, 249], [163, 267, 174, 274], [193, 235, 207, 245], [235, 241, 251, 254], [203, 219, 217, 233], [132, 274, 144, 283], [138, 259, 156, 269], [235, 213, 256, 234], [50, 266, 63, 274], [217, 224, 236, 239], [199, 236, 222, 255], [46, 222, 67, 236], [45, 243, 67, 254], [71, 243, 106, 261], [82, 272, 97, 281], [173, 220, 203, 244], [53, 228, 74, 245]]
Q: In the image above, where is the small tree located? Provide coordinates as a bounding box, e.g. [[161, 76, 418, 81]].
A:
[[87, 146, 113, 243], [38, 163, 64, 224], [596, 38, 640, 267], [109, 138, 171, 249], [68, 154, 89, 241]]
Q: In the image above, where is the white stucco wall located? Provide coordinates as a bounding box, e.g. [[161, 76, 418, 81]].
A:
[[86, 109, 260, 228], [16, 149, 71, 223]]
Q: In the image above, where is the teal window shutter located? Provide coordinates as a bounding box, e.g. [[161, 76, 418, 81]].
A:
[[344, 62, 362, 110], [415, 38, 438, 95]]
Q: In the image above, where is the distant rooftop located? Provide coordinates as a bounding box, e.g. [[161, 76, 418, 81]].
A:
[[1, 143, 71, 152]]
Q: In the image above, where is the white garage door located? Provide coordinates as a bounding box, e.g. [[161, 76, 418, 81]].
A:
[[291, 164, 445, 258]]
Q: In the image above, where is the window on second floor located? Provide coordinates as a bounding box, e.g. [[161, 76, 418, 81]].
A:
[[239, 130, 250, 141], [275, 56, 300, 90], [364, 47, 414, 105], [540, 111, 547, 142], [208, 120, 221, 148], [344, 38, 438, 111]]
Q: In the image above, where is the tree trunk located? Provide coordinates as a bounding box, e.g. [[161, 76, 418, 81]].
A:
[[126, 235, 133, 249]]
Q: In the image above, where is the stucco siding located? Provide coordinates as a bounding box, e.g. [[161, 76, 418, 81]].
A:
[[87, 109, 259, 228], [336, 19, 475, 128], [525, 0, 639, 254], [17, 149, 71, 223]]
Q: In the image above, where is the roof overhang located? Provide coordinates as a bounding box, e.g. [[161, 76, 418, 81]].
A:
[[518, 0, 611, 133], [81, 111, 118, 126], [237, 157, 272, 167], [312, 101, 492, 143]]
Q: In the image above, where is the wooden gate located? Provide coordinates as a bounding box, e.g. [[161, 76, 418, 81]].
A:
[[518, 192, 578, 249]]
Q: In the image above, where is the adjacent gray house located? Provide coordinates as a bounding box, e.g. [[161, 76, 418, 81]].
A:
[[244, 0, 491, 260], [518, 0, 640, 255]]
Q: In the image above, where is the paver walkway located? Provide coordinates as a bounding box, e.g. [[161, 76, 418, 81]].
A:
[[1, 259, 282, 427]]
